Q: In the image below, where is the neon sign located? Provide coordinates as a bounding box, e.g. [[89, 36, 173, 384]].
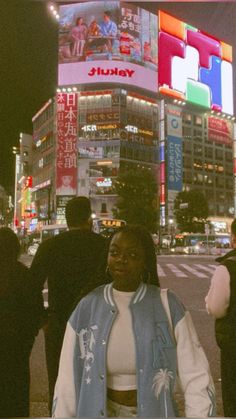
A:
[[158, 11, 234, 115]]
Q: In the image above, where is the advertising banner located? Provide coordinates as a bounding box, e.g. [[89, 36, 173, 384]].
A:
[[167, 113, 182, 138], [58, 1, 157, 91], [158, 10, 233, 115], [167, 135, 183, 191], [208, 117, 233, 146], [56, 93, 78, 196]]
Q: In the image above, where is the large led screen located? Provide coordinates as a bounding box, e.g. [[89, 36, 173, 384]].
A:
[[58, 1, 158, 92], [158, 10, 234, 115]]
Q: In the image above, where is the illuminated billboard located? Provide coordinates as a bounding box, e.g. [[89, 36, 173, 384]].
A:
[[56, 92, 78, 196], [58, 1, 158, 91], [158, 10, 234, 115]]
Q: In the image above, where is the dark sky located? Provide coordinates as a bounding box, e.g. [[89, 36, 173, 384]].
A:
[[1, 0, 236, 194]]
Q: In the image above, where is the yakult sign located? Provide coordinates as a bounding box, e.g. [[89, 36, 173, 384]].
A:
[[58, 1, 158, 92], [88, 67, 134, 78]]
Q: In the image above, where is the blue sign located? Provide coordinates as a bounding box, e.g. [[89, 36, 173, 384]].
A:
[[159, 143, 165, 162], [167, 135, 183, 191]]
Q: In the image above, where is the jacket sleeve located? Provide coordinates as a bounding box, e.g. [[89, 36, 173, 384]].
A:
[[175, 311, 216, 417], [205, 265, 230, 318], [52, 321, 78, 417]]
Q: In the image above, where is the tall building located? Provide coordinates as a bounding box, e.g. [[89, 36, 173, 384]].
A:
[[13, 132, 34, 232], [29, 2, 235, 233]]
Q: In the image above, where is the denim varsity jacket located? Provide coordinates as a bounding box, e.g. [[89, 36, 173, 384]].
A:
[[53, 283, 216, 417]]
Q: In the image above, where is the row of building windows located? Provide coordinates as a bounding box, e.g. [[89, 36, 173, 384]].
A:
[[183, 171, 233, 188]]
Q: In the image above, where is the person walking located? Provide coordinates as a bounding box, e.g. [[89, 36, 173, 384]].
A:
[[205, 218, 236, 417], [53, 224, 216, 418], [29, 196, 106, 413], [0, 227, 39, 417]]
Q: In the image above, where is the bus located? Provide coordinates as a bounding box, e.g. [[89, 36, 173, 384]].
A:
[[92, 218, 126, 238], [40, 224, 67, 242], [171, 232, 231, 255], [39, 219, 126, 242]]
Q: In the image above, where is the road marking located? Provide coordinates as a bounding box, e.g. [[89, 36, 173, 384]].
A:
[[165, 264, 188, 277], [157, 264, 166, 277], [193, 264, 215, 274], [209, 264, 217, 269], [180, 264, 207, 278]]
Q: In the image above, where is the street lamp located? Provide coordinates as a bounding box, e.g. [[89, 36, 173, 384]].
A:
[[169, 218, 174, 247]]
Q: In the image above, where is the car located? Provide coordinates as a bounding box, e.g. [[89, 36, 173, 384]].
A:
[[27, 242, 39, 256]]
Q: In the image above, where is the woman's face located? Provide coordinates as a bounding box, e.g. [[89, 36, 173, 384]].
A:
[[107, 232, 146, 291]]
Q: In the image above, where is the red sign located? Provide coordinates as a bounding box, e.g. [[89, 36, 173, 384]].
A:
[[234, 158, 236, 175], [56, 93, 78, 196], [208, 117, 233, 146], [88, 67, 135, 78]]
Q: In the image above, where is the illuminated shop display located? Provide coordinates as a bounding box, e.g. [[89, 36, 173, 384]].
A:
[[158, 10, 234, 115]]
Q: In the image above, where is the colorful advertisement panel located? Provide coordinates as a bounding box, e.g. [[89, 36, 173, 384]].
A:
[[58, 1, 158, 91], [167, 135, 183, 191], [56, 93, 78, 196], [208, 116, 233, 145], [158, 10, 234, 115]]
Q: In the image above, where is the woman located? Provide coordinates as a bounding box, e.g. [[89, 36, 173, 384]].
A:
[[53, 225, 216, 417], [70, 17, 88, 57], [0, 227, 39, 417]]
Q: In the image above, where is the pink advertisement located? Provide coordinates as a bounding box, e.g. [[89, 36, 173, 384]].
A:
[[208, 117, 233, 146], [58, 1, 158, 90], [56, 93, 78, 196]]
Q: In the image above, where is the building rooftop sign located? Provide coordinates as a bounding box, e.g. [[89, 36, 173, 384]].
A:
[[158, 10, 234, 115]]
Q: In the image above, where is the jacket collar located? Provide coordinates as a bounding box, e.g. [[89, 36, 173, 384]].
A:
[[103, 282, 147, 306], [216, 248, 236, 263]]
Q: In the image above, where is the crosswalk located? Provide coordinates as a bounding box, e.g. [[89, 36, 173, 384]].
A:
[[21, 254, 217, 280], [157, 263, 217, 278]]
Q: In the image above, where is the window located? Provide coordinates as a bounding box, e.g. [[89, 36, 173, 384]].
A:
[[205, 147, 213, 158], [226, 151, 233, 162], [183, 171, 192, 183], [215, 148, 223, 159], [193, 144, 202, 156], [183, 142, 192, 153], [194, 115, 202, 126], [183, 126, 192, 138], [183, 113, 192, 124]]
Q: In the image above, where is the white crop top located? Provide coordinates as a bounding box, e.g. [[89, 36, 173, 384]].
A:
[[107, 288, 137, 390]]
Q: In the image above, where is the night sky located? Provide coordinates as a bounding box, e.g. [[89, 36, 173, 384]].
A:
[[1, 0, 236, 194]]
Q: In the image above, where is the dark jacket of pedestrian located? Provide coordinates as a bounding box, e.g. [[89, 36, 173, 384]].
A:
[[29, 197, 106, 412], [205, 219, 236, 417], [0, 227, 39, 417]]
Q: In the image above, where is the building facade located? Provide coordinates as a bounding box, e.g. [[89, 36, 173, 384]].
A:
[[23, 3, 236, 233]]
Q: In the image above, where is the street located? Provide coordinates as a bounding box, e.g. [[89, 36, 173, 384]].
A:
[[20, 253, 223, 417]]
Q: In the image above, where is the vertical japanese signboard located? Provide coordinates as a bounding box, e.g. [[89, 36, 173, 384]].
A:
[[167, 136, 182, 191], [166, 107, 183, 222], [56, 93, 78, 196], [167, 111, 183, 192]]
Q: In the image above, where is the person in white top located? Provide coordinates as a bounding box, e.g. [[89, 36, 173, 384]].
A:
[[205, 218, 236, 416], [53, 225, 215, 418]]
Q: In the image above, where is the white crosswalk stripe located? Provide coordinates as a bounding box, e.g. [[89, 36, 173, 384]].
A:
[[157, 264, 166, 277], [179, 264, 208, 278], [193, 264, 216, 274], [165, 264, 188, 277], [157, 263, 217, 278]]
